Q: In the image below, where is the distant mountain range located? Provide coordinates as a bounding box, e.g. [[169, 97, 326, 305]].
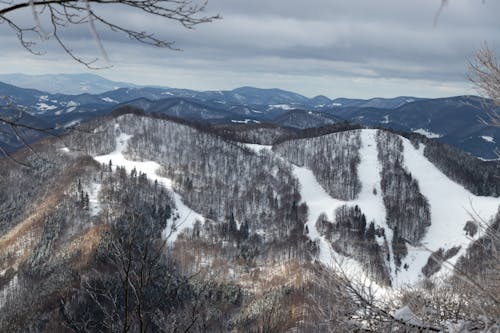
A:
[[0, 73, 139, 95], [0, 75, 498, 159]]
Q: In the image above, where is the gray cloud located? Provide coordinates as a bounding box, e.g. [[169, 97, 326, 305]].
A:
[[0, 0, 498, 98]]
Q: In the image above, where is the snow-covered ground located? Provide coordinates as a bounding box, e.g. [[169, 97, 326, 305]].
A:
[[280, 129, 499, 287], [396, 138, 499, 285], [413, 128, 442, 139], [290, 130, 392, 282], [87, 183, 102, 217], [480, 135, 495, 143], [231, 119, 260, 124], [243, 143, 273, 153], [94, 128, 205, 243], [268, 104, 293, 110], [101, 97, 119, 104], [36, 102, 57, 111]]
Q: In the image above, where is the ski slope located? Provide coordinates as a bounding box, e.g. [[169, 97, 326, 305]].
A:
[[395, 138, 500, 285], [286, 129, 499, 286], [94, 128, 205, 243], [290, 130, 391, 280]]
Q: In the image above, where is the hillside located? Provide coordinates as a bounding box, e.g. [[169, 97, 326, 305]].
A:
[[1, 112, 498, 332]]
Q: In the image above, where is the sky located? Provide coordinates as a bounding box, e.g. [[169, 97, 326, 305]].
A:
[[0, 0, 499, 98]]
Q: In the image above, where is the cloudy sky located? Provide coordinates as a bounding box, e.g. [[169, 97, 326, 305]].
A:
[[0, 0, 499, 98]]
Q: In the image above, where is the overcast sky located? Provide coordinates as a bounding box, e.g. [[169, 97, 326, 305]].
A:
[[0, 0, 499, 98]]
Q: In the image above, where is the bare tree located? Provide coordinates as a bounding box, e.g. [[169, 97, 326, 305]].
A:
[[468, 43, 500, 125], [0, 0, 220, 68]]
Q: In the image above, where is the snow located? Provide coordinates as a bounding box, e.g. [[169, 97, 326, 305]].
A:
[[292, 165, 345, 266], [292, 163, 384, 291], [243, 143, 273, 153], [101, 97, 118, 103], [381, 115, 390, 124], [356, 130, 395, 275], [38, 95, 49, 101], [393, 306, 422, 326], [331, 103, 342, 107], [394, 138, 500, 285], [268, 104, 293, 110], [481, 135, 495, 143], [64, 119, 81, 128], [413, 128, 442, 139], [283, 129, 499, 287], [94, 129, 204, 243], [290, 130, 395, 280], [231, 119, 260, 124], [66, 101, 79, 107], [36, 102, 57, 111], [87, 183, 102, 217]]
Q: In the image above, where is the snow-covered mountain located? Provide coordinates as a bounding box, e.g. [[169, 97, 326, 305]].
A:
[[1, 111, 499, 331], [1, 79, 499, 159]]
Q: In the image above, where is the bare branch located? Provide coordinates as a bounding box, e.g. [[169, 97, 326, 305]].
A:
[[0, 0, 220, 68], [468, 43, 500, 126]]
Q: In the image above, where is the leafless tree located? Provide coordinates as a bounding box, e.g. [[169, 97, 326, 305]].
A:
[[0, 0, 220, 68], [468, 43, 500, 126]]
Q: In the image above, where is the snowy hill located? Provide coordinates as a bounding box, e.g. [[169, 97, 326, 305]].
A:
[[1, 111, 499, 331], [70, 114, 499, 287]]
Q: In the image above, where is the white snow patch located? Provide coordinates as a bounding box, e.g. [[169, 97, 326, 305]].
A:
[[38, 95, 49, 101], [87, 183, 102, 217], [331, 103, 342, 107], [161, 91, 174, 96], [64, 119, 81, 128], [413, 128, 442, 139], [231, 119, 260, 124], [94, 130, 204, 243], [393, 306, 422, 326], [36, 103, 57, 111], [381, 115, 390, 124], [101, 97, 118, 103], [66, 101, 79, 107], [243, 143, 273, 153], [395, 139, 500, 285], [481, 135, 495, 143], [268, 104, 293, 110]]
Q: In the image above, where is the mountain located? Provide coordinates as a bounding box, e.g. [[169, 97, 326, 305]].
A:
[[0, 111, 499, 331], [325, 96, 500, 159], [0, 73, 139, 95], [271, 109, 342, 129], [1, 79, 499, 159], [330, 96, 426, 109]]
